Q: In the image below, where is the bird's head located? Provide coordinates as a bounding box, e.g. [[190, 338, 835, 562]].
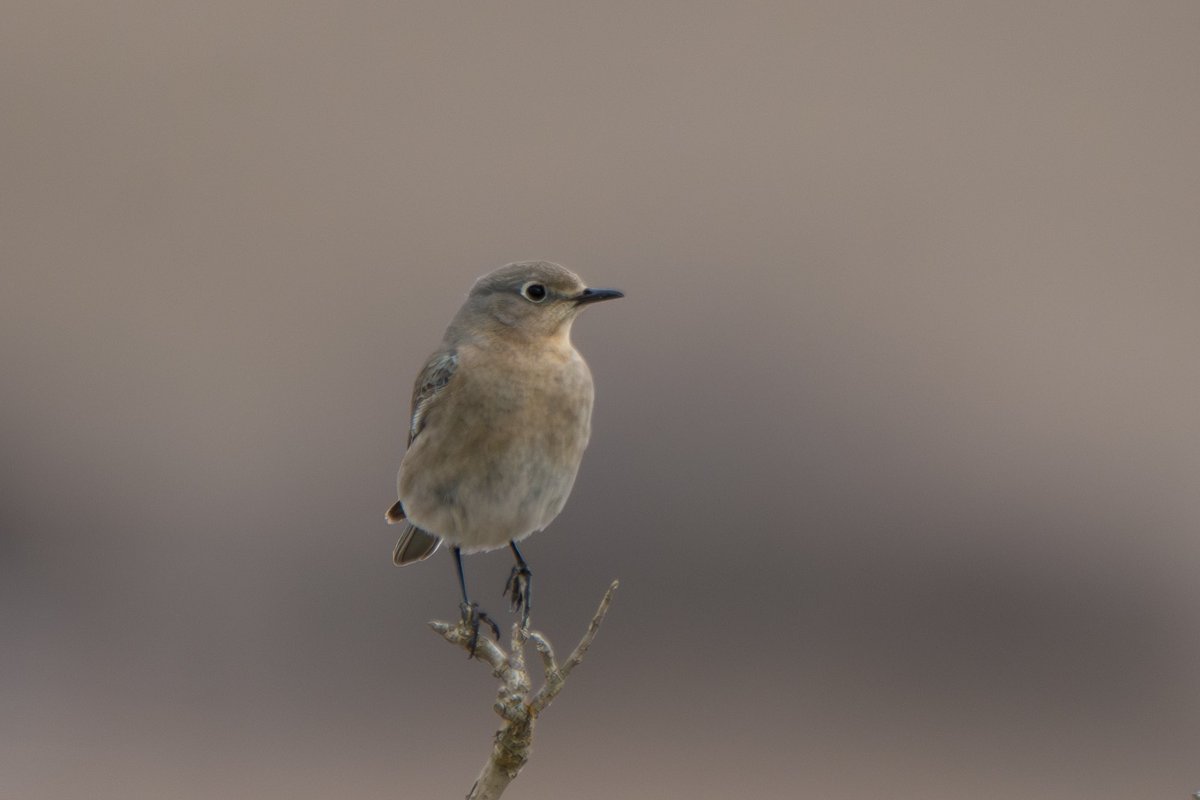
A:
[[457, 261, 623, 342]]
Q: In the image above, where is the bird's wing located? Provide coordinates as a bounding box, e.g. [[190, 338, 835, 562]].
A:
[[385, 350, 455, 563], [408, 349, 458, 445]]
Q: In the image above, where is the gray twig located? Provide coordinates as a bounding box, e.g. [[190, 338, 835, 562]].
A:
[[429, 580, 619, 800]]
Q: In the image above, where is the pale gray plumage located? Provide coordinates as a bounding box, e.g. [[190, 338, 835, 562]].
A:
[[387, 262, 622, 570]]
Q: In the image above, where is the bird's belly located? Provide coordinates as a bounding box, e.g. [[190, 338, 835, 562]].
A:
[[397, 427, 586, 553]]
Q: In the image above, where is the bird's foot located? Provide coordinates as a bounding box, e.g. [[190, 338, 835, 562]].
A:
[[504, 564, 532, 630], [459, 602, 500, 658]]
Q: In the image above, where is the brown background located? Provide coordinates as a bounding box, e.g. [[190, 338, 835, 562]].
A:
[[3, 2, 1198, 798]]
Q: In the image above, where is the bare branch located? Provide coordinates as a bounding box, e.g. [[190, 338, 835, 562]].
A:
[[531, 580, 618, 713], [429, 620, 508, 676], [428, 581, 618, 799], [561, 580, 617, 681], [528, 631, 558, 680]]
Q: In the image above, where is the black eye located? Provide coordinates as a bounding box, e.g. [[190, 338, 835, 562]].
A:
[[522, 283, 548, 302]]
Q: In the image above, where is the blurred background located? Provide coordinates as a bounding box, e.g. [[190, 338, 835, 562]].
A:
[[3, 2, 1198, 798]]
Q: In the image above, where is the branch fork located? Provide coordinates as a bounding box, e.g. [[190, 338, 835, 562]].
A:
[[428, 580, 619, 800]]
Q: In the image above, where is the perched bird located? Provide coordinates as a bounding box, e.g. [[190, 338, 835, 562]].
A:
[[387, 261, 622, 651]]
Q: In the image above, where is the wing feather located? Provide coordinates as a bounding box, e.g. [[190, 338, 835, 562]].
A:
[[408, 349, 457, 444], [386, 351, 456, 566]]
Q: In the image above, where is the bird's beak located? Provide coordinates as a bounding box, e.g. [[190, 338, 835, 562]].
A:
[[574, 287, 624, 305]]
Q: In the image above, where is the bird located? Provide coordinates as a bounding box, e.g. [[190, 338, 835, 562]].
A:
[[386, 261, 623, 653]]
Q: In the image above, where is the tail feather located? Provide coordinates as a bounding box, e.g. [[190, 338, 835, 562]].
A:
[[393, 523, 441, 565]]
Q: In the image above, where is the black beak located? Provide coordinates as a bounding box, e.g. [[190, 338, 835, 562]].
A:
[[574, 287, 624, 306]]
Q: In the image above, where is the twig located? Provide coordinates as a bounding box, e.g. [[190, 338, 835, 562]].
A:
[[429, 580, 619, 800]]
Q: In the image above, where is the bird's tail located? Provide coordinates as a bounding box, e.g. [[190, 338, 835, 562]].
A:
[[385, 500, 407, 525], [386, 501, 441, 565]]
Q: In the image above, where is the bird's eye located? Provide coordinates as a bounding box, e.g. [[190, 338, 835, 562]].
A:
[[522, 283, 548, 302]]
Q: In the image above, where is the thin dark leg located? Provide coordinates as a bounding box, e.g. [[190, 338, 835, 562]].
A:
[[504, 541, 533, 629], [453, 546, 470, 606], [453, 546, 498, 656]]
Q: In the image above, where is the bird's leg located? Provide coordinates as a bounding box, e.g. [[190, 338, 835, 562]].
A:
[[503, 541, 533, 629], [454, 546, 499, 657]]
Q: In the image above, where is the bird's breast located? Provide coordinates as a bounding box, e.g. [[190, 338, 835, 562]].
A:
[[397, 342, 595, 551]]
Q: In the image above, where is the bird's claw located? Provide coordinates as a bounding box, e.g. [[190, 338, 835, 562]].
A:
[[504, 564, 533, 629], [459, 602, 500, 658]]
